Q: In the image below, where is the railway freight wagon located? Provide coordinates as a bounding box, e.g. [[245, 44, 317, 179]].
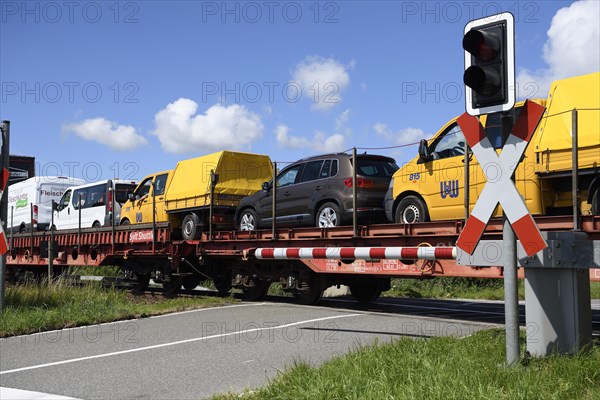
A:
[[5, 74, 600, 303]]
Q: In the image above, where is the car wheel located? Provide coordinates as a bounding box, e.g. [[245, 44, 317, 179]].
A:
[[316, 202, 341, 228], [120, 219, 130, 226], [182, 213, 201, 240], [395, 196, 428, 224], [239, 209, 258, 231], [92, 221, 101, 228]]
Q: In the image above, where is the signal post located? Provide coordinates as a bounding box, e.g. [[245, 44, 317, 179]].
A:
[[458, 13, 594, 362]]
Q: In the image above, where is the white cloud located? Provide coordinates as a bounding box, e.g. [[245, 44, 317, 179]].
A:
[[152, 98, 264, 154], [335, 109, 351, 130], [374, 123, 427, 145], [62, 118, 147, 151], [291, 55, 351, 111], [516, 0, 600, 98], [275, 124, 346, 153]]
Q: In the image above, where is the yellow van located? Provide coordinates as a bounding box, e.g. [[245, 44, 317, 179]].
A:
[[385, 72, 600, 223], [121, 151, 273, 239]]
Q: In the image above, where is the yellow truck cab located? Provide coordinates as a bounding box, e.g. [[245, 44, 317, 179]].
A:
[[386, 72, 600, 223], [121, 151, 273, 239]]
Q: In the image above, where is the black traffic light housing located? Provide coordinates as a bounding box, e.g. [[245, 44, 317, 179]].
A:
[[463, 13, 515, 116]]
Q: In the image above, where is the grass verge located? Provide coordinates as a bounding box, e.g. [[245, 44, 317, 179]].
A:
[[385, 278, 600, 300], [215, 329, 600, 400], [0, 280, 236, 337]]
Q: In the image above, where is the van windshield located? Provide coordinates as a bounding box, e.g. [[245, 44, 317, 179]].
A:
[[115, 184, 138, 204]]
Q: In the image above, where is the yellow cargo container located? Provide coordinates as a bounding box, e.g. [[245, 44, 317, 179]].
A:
[[386, 72, 600, 223], [120, 151, 273, 239]]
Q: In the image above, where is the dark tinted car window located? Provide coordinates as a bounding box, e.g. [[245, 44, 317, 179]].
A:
[[277, 164, 303, 187], [299, 160, 324, 183], [331, 160, 338, 176], [357, 159, 399, 178], [320, 160, 332, 178]]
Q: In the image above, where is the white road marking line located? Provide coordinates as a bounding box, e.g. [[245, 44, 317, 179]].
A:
[[0, 313, 360, 376], [0, 386, 80, 400], [1, 303, 261, 341]]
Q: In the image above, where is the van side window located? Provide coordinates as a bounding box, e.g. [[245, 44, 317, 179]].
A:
[[89, 184, 105, 207], [277, 164, 303, 187], [72, 188, 90, 209], [485, 107, 523, 149], [299, 160, 324, 183], [430, 124, 466, 160], [154, 174, 168, 196]]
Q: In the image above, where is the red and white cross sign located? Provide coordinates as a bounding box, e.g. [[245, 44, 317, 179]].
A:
[[0, 167, 10, 255], [456, 100, 546, 257]]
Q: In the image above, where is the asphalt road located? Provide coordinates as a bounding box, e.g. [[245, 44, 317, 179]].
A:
[[0, 300, 498, 400]]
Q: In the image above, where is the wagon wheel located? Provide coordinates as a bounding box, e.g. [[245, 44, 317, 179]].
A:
[[181, 275, 202, 291], [132, 273, 150, 295], [213, 270, 232, 295], [163, 276, 182, 297], [349, 282, 382, 304], [242, 279, 270, 301], [293, 272, 325, 305]]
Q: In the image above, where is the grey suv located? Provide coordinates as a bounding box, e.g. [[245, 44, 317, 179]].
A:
[[236, 153, 398, 230]]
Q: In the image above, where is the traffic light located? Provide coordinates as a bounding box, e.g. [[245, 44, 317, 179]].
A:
[[463, 13, 515, 116]]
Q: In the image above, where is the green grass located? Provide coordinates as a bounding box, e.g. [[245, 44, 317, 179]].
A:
[[66, 265, 122, 277], [0, 279, 237, 337], [385, 278, 600, 301], [214, 329, 600, 400]]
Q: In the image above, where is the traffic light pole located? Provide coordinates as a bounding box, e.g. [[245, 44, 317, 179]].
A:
[[0, 121, 10, 311], [501, 110, 520, 366]]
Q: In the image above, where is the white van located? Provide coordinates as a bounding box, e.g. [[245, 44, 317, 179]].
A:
[[7, 176, 85, 233], [53, 179, 138, 229]]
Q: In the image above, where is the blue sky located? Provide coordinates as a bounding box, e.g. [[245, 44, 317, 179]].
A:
[[1, 0, 599, 182]]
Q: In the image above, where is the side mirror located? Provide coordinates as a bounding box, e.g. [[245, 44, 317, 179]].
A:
[[261, 182, 270, 191], [52, 201, 58, 211], [418, 139, 431, 162], [128, 193, 134, 201]]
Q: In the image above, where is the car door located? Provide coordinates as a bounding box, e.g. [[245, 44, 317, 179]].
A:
[[130, 177, 153, 223], [257, 163, 304, 226], [292, 160, 325, 225], [420, 122, 476, 220], [54, 189, 73, 229]]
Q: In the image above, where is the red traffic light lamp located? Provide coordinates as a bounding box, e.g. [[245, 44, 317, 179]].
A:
[[463, 13, 515, 116]]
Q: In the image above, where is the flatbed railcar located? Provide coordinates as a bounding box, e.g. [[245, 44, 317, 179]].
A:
[[5, 216, 600, 303]]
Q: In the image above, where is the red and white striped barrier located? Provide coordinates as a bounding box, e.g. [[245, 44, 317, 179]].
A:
[[255, 246, 457, 261], [456, 100, 546, 257], [0, 167, 9, 255]]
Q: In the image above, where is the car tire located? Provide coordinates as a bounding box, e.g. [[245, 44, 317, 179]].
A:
[[316, 202, 341, 228], [120, 219, 130, 226], [182, 213, 202, 240], [238, 209, 258, 231], [395, 196, 428, 224]]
